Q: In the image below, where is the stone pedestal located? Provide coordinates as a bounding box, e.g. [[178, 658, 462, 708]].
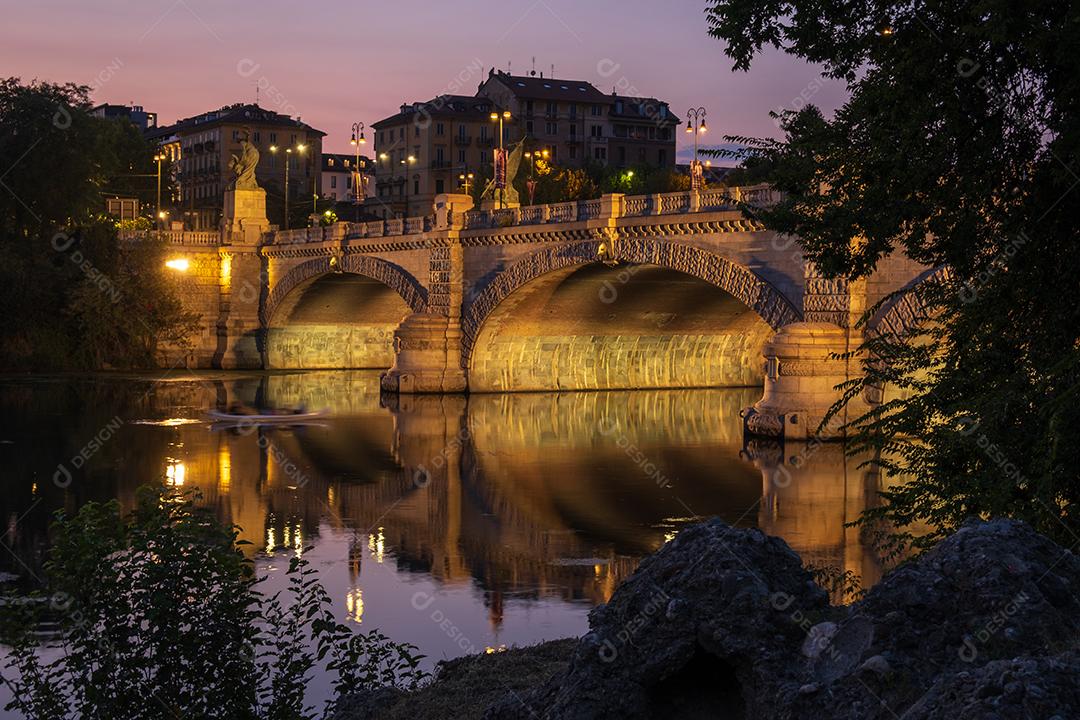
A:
[[434, 193, 474, 230], [480, 197, 520, 212], [222, 188, 270, 245], [742, 322, 865, 441], [380, 313, 467, 393]]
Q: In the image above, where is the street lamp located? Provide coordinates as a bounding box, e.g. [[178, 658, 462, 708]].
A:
[[459, 171, 474, 194], [400, 155, 416, 218], [523, 148, 548, 205], [350, 122, 367, 205], [685, 107, 708, 191], [153, 153, 166, 224], [489, 109, 512, 208], [269, 143, 306, 230]]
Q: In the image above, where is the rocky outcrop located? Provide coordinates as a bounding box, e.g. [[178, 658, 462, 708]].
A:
[[485, 518, 1080, 720]]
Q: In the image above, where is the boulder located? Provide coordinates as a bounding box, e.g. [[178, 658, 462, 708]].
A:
[[485, 518, 1080, 720]]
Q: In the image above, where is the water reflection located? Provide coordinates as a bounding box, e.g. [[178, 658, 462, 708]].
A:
[[0, 371, 882, 662]]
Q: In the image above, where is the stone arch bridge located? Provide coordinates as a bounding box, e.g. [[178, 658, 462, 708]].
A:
[[143, 186, 928, 439]]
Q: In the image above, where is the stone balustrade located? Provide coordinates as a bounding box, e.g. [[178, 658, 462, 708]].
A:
[[119, 184, 783, 246]]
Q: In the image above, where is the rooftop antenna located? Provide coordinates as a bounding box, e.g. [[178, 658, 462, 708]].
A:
[[508, 60, 512, 74], [255, 84, 259, 106], [551, 64, 555, 78], [531, 57, 536, 77]]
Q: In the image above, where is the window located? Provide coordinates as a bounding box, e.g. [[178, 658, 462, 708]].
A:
[[638, 148, 647, 163], [458, 125, 466, 139], [399, 128, 404, 140], [413, 179, 419, 194], [545, 121, 557, 135], [614, 100, 624, 113], [330, 176, 337, 188], [591, 104, 602, 116], [414, 124, 420, 137], [546, 101, 557, 117], [253, 131, 260, 143], [480, 126, 489, 140], [590, 125, 603, 138], [617, 146, 626, 165], [458, 149, 466, 163], [270, 132, 277, 143], [569, 145, 577, 160], [436, 147, 445, 163], [526, 100, 534, 115], [436, 122, 444, 136], [436, 179, 444, 194], [327, 158, 334, 167], [569, 104, 578, 119], [594, 147, 607, 161], [526, 120, 534, 134], [232, 130, 239, 141], [658, 149, 667, 165]]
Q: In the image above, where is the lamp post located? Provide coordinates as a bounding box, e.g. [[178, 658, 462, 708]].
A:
[[350, 122, 367, 205], [153, 153, 165, 225], [685, 107, 708, 191], [523, 147, 548, 205], [400, 155, 416, 218], [459, 171, 474, 195], [489, 109, 511, 208], [269, 142, 306, 230]]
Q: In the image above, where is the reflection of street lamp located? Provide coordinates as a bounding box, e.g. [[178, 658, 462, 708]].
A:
[[489, 109, 511, 208], [400, 155, 416, 217], [269, 143, 306, 230], [350, 122, 367, 205], [685, 107, 707, 190], [153, 153, 165, 223], [459, 171, 474, 194]]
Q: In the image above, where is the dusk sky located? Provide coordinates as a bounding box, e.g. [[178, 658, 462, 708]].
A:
[[6, 0, 849, 159]]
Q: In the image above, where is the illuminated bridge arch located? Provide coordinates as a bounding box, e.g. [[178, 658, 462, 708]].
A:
[[262, 254, 427, 328], [460, 238, 801, 391]]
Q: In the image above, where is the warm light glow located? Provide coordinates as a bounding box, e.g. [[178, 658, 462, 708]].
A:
[[490, 112, 498, 121], [685, 121, 693, 133], [157, 211, 167, 219], [368, 527, 385, 564], [218, 445, 231, 493], [627, 170, 634, 178], [220, 254, 231, 286], [269, 145, 278, 152], [165, 459, 186, 487], [266, 526, 276, 554], [379, 152, 388, 160], [502, 110, 511, 119], [165, 258, 189, 272], [345, 588, 364, 623], [297, 144, 307, 152]]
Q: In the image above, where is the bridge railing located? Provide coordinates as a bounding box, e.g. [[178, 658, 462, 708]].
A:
[[119, 183, 783, 246]]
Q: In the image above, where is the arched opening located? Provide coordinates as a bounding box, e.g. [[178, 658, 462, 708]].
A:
[[265, 273, 411, 369], [468, 263, 775, 391]]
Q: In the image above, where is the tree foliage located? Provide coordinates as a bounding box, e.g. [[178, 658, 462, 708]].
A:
[[0, 78, 196, 369], [1, 488, 427, 719], [706, 0, 1080, 550]]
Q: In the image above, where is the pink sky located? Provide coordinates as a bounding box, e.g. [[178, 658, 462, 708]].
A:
[[4, 0, 848, 159]]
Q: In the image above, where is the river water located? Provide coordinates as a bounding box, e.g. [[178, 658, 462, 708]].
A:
[[0, 370, 881, 708]]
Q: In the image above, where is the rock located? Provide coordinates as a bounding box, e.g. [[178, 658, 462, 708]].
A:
[[485, 518, 829, 720], [482, 518, 1080, 720]]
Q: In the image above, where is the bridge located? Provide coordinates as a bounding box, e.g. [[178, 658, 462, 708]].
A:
[[136, 185, 930, 439]]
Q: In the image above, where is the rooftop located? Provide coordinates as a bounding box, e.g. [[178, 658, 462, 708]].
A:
[[484, 70, 611, 104], [372, 94, 495, 128], [147, 103, 325, 140]]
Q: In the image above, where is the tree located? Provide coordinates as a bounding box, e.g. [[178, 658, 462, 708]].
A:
[[0, 78, 197, 369], [705, 1, 1080, 551]]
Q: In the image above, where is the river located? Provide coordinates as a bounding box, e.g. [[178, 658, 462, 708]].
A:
[[0, 370, 881, 710]]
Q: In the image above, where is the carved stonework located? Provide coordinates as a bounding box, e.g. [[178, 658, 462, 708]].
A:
[[742, 408, 784, 438], [428, 246, 453, 316]]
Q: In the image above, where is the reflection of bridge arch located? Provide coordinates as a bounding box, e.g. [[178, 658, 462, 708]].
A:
[[262, 255, 427, 327], [460, 239, 801, 391]]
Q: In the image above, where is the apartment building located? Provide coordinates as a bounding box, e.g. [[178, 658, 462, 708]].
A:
[[147, 103, 325, 229], [372, 69, 678, 217]]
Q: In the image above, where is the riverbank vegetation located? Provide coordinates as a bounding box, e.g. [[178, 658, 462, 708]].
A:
[[706, 0, 1080, 552], [1, 487, 426, 719], [0, 79, 197, 371]]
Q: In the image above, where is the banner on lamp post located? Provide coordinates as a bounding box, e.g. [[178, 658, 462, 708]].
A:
[[690, 160, 704, 191], [493, 148, 507, 189], [527, 179, 537, 205]]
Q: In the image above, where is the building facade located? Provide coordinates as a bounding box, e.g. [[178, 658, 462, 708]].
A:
[[371, 70, 678, 218], [321, 152, 375, 203], [92, 103, 158, 130], [147, 104, 325, 229]]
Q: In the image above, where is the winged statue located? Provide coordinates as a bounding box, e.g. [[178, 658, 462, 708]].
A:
[[228, 128, 261, 191]]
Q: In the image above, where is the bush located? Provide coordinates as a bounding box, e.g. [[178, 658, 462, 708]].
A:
[[1, 487, 427, 719]]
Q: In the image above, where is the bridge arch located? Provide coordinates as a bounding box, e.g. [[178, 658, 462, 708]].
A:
[[263, 254, 427, 327], [868, 266, 952, 339], [461, 238, 801, 391], [262, 255, 426, 369]]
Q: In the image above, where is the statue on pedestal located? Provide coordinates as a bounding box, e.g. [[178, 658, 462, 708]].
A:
[[228, 128, 261, 191]]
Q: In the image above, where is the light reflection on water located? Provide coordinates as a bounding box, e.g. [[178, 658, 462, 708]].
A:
[[0, 370, 882, 700]]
